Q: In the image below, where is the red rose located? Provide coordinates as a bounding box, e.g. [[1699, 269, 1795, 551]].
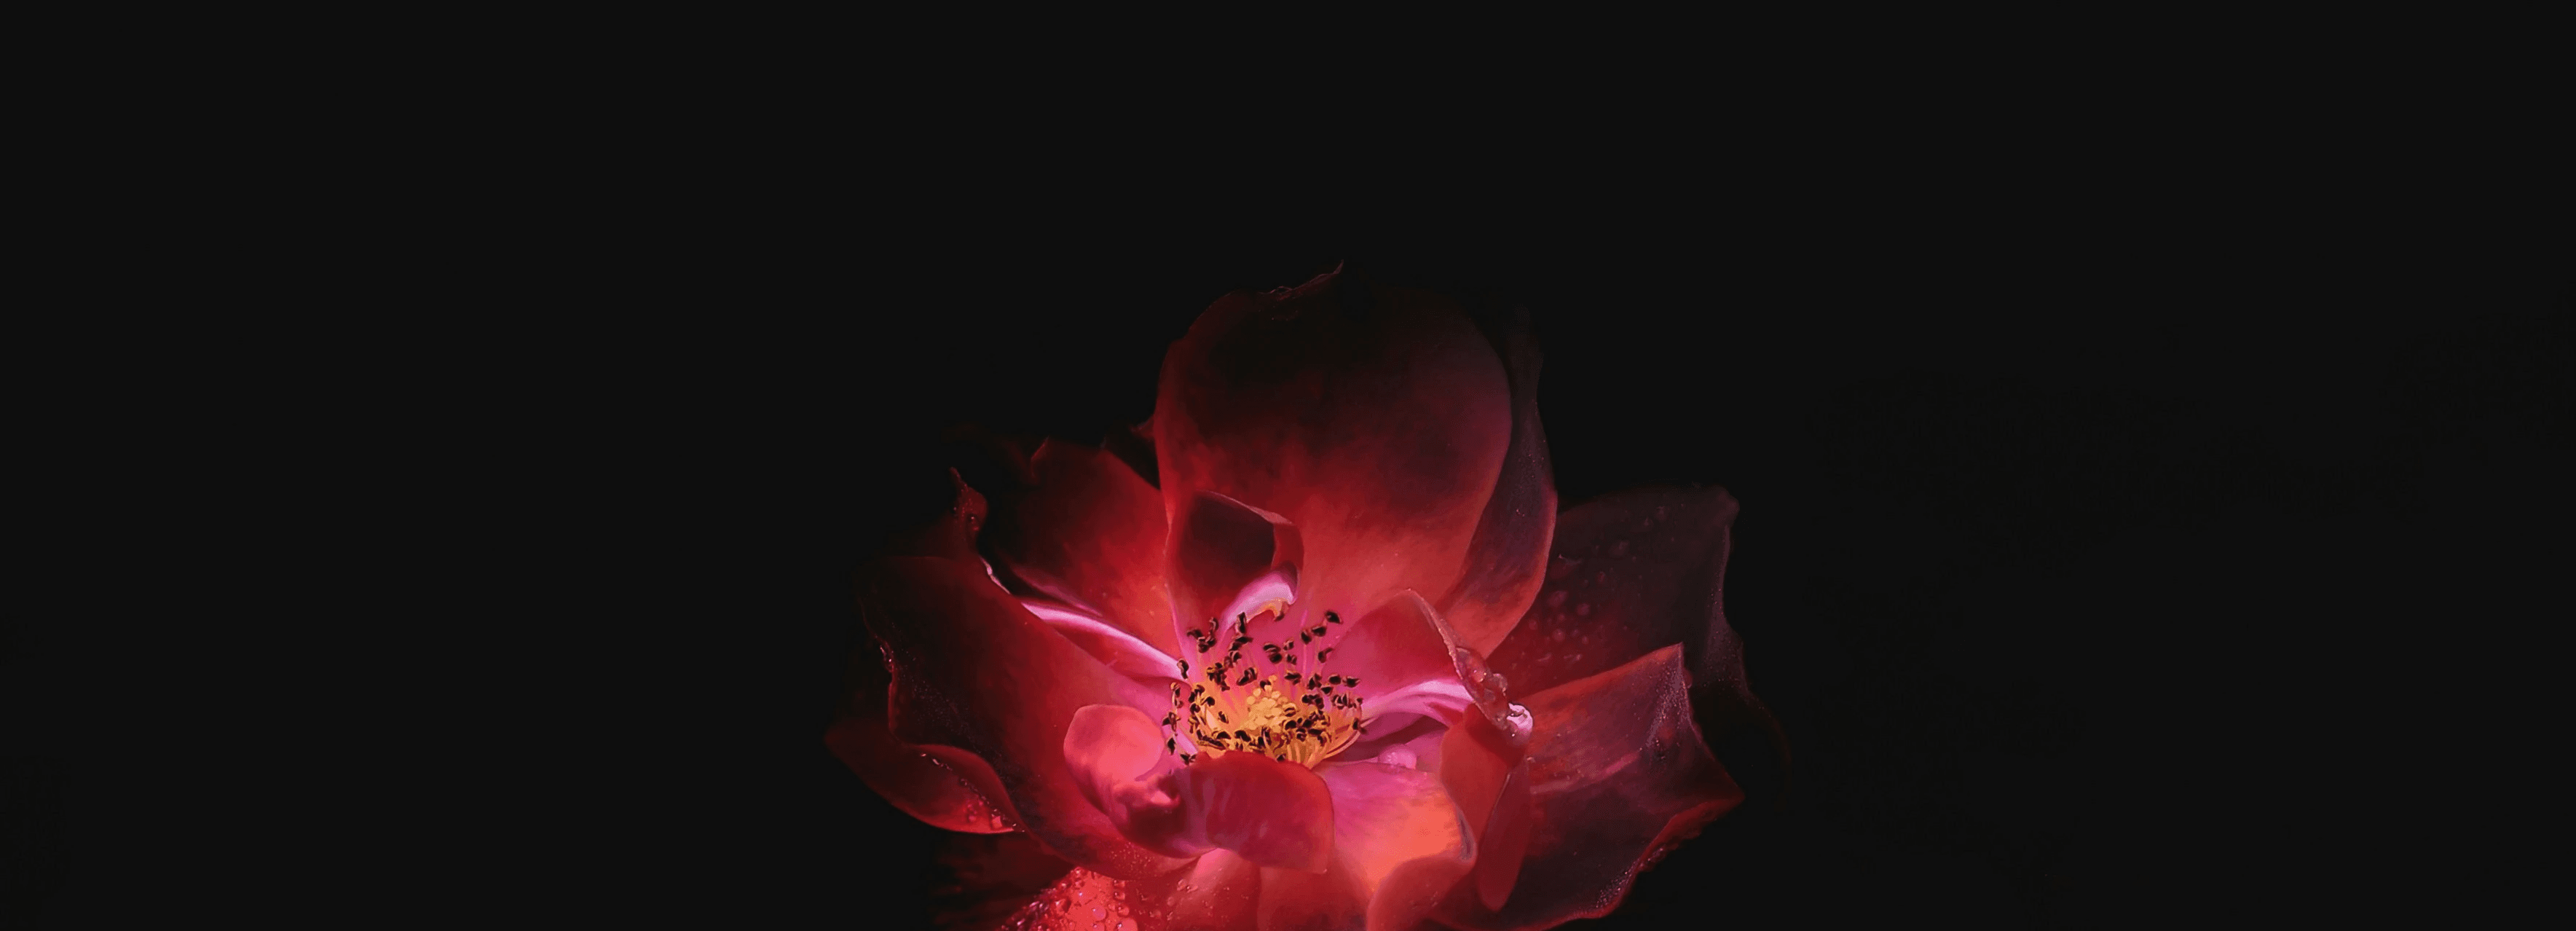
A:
[[831, 267, 1780, 930]]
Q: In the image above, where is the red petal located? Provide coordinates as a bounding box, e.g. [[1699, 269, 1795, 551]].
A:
[[1023, 600, 1191, 683], [1165, 849, 1262, 930], [1438, 306, 1559, 657], [1437, 714, 1534, 910], [859, 554, 1192, 880], [1487, 486, 1743, 699], [1321, 762, 1477, 931], [1142, 750, 1338, 872], [989, 440, 1182, 659], [822, 693, 1020, 833], [1440, 645, 1744, 930], [1154, 267, 1513, 641], [1328, 590, 1474, 725], [1250, 761, 1478, 931], [1064, 704, 1186, 822], [1165, 490, 1302, 647]]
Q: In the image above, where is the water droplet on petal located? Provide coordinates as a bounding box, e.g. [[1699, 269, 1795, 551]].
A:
[[1609, 539, 1630, 557], [1575, 602, 1591, 617]]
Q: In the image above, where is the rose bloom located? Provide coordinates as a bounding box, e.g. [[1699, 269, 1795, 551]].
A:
[[831, 268, 1781, 931]]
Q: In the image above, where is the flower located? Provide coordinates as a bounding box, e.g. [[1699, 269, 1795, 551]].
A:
[[830, 267, 1781, 930]]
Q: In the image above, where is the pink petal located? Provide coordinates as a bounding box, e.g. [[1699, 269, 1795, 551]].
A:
[[1154, 267, 1514, 643], [1023, 599, 1192, 683], [1322, 762, 1477, 931], [1165, 490, 1303, 647], [988, 439, 1182, 659], [1437, 306, 1559, 657], [1438, 645, 1744, 931], [1438, 715, 1534, 910], [1326, 590, 1471, 724], [1064, 703, 1186, 821], [1146, 749, 1339, 872], [859, 553, 1192, 880], [1254, 762, 1477, 931]]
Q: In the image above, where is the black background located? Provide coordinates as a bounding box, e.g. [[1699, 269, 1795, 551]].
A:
[[4, 168, 2563, 926]]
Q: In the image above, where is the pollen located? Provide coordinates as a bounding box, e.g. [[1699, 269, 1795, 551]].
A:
[[1162, 605, 1366, 769]]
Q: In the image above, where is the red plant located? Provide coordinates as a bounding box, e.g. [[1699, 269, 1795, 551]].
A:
[[832, 267, 1781, 930]]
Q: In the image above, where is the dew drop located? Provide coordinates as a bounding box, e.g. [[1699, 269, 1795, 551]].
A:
[[1609, 539, 1630, 557], [1594, 570, 1610, 585], [1575, 602, 1591, 617], [1551, 628, 1565, 642], [1090, 903, 1106, 920], [1544, 589, 1568, 608]]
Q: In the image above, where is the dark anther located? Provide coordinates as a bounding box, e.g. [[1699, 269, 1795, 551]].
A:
[[1328, 675, 1342, 685], [1217, 711, 1229, 723], [1344, 677, 1358, 688], [1299, 632, 1311, 644], [1325, 610, 1341, 624], [1316, 648, 1335, 663], [1165, 738, 1175, 753], [1311, 626, 1327, 637]]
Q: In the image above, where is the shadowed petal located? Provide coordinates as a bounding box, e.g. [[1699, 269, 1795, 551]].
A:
[[822, 658, 1020, 834], [1250, 761, 1477, 931], [1328, 591, 1476, 726], [1024, 599, 1191, 682], [1438, 714, 1534, 911], [1155, 267, 1513, 644], [1483, 487, 1744, 699], [1486, 486, 1786, 769], [1166, 849, 1262, 930], [1438, 645, 1744, 931], [1166, 490, 1303, 649], [1324, 762, 1476, 931], [1438, 306, 1558, 657], [860, 554, 1192, 880], [1141, 749, 1338, 872], [990, 440, 1182, 658]]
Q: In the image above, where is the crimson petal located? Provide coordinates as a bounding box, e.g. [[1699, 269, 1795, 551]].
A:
[[1166, 489, 1302, 648], [859, 553, 1192, 880], [988, 439, 1182, 658], [1251, 762, 1475, 931], [1484, 486, 1747, 700], [1328, 591, 1476, 726], [1438, 306, 1558, 657], [822, 656, 1020, 834], [1154, 267, 1513, 643], [1441, 645, 1744, 931]]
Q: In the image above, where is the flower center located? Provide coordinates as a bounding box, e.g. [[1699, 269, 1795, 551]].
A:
[[1163, 607, 1363, 768]]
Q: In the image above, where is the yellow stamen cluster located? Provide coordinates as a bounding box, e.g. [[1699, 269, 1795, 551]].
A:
[[1162, 608, 1365, 768]]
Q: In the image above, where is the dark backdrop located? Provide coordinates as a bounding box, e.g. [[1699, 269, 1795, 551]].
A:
[[20, 196, 2553, 927], [677, 220, 2563, 929]]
